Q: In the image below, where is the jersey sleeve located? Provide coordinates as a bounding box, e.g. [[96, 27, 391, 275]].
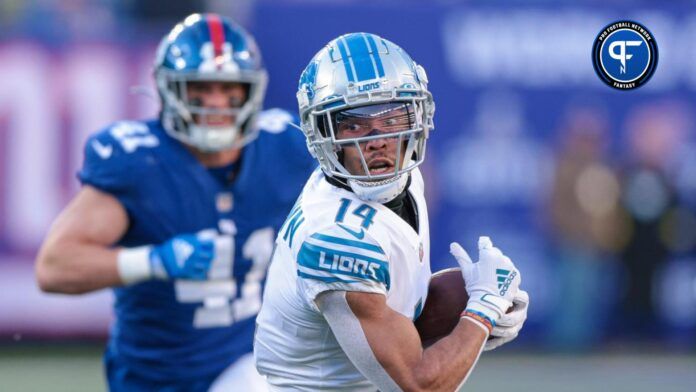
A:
[[78, 132, 128, 192], [257, 108, 317, 174], [77, 120, 159, 202], [295, 223, 391, 311], [285, 112, 318, 174]]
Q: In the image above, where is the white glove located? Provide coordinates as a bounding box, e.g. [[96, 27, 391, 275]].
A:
[[484, 289, 529, 351], [450, 236, 521, 327]]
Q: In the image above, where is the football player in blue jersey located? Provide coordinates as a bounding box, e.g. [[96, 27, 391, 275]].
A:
[[35, 13, 315, 392]]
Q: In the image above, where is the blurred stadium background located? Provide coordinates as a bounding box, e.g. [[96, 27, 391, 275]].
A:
[[2, 0, 696, 390]]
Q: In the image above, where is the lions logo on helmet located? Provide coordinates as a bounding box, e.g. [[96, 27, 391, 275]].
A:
[[297, 32, 435, 203], [154, 13, 268, 151]]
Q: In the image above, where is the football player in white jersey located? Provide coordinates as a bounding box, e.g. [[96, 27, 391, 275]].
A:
[[254, 33, 529, 391]]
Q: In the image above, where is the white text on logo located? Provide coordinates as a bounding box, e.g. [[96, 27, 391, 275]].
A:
[[318, 251, 380, 280], [608, 41, 642, 74]]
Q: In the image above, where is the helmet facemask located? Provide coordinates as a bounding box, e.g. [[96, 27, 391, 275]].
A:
[[156, 66, 268, 152], [304, 90, 432, 202]]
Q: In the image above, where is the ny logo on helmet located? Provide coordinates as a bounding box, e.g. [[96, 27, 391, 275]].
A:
[[199, 42, 238, 72]]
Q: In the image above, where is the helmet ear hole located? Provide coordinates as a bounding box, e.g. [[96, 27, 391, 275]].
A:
[[315, 114, 332, 138], [168, 81, 181, 96]]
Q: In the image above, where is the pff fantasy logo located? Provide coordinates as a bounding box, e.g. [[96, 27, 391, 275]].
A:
[[592, 20, 658, 90]]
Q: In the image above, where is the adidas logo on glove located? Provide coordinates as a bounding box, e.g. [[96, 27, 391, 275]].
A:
[[496, 269, 517, 296]]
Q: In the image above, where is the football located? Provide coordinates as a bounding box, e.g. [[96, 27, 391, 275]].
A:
[[414, 268, 469, 346]]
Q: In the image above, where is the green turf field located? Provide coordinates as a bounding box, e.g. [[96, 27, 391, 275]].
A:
[[468, 351, 696, 392], [0, 345, 105, 392], [1, 345, 695, 391]]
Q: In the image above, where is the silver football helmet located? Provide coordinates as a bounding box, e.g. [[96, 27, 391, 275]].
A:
[[297, 33, 435, 203]]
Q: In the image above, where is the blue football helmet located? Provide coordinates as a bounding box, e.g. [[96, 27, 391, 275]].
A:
[[297, 33, 435, 202], [154, 13, 268, 151]]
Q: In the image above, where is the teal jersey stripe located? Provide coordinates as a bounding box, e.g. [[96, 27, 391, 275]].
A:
[[300, 242, 387, 267], [309, 233, 385, 255], [297, 241, 390, 289], [365, 34, 385, 78], [297, 270, 359, 284], [336, 38, 355, 82], [345, 33, 376, 81]]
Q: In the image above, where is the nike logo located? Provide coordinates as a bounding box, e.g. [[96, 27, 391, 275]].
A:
[[91, 140, 113, 159], [336, 223, 365, 240]]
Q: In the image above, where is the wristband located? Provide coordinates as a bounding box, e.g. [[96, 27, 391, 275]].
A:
[[117, 246, 153, 285], [461, 310, 494, 334]]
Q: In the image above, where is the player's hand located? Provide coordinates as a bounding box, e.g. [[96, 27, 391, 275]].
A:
[[484, 289, 529, 351], [450, 236, 521, 326], [149, 232, 231, 280]]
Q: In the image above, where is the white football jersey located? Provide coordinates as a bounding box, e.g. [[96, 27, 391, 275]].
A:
[[254, 168, 431, 391]]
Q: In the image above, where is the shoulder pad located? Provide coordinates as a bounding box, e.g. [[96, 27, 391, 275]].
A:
[[256, 108, 297, 134], [78, 120, 160, 191]]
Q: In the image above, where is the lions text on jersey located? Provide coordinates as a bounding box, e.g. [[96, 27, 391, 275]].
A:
[[255, 168, 431, 391], [78, 109, 315, 385]]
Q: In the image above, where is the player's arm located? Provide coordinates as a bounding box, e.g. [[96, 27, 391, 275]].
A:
[[36, 185, 231, 294], [318, 290, 487, 392], [36, 185, 129, 294], [317, 236, 522, 391]]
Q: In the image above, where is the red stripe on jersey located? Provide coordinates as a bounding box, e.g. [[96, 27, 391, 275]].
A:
[[207, 15, 225, 59]]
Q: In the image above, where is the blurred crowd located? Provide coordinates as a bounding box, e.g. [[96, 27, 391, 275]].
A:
[[548, 99, 696, 348], [435, 89, 696, 350]]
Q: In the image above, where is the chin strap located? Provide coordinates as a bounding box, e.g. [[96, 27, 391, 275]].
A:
[[323, 170, 412, 205], [348, 174, 409, 203], [187, 123, 241, 152], [324, 173, 354, 192]]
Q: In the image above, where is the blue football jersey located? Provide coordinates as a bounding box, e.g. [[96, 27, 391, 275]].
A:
[[78, 109, 316, 382]]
